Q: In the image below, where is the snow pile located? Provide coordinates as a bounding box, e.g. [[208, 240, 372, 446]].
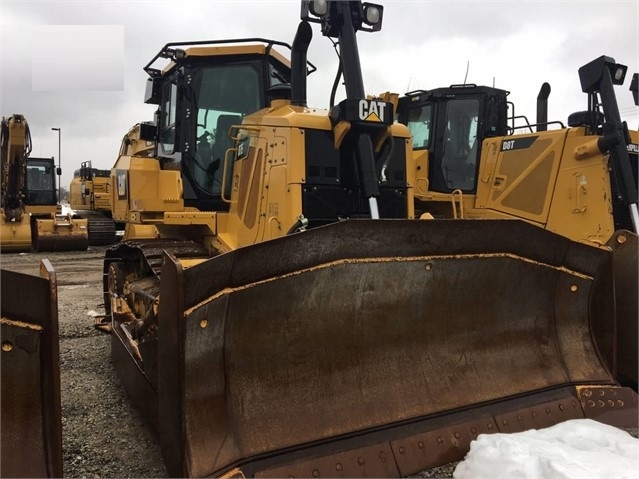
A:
[[454, 419, 639, 479]]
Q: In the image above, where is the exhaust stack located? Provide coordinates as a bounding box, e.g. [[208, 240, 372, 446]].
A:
[[291, 21, 312, 107], [536, 82, 551, 132]]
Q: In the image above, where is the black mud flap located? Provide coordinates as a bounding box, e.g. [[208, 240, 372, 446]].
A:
[[153, 219, 635, 477], [1, 260, 63, 478]]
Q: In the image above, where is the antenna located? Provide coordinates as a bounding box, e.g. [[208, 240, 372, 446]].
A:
[[464, 61, 469, 84], [493, 76, 495, 88]]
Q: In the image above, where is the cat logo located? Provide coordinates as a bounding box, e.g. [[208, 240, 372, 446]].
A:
[[334, 98, 393, 125], [359, 99, 387, 122]]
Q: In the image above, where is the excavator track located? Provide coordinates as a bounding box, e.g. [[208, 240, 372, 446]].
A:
[[1, 260, 63, 478], [80, 212, 117, 246], [104, 219, 637, 477]]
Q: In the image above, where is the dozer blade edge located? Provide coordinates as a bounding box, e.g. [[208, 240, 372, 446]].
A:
[[143, 219, 635, 477], [607, 230, 638, 390], [1, 260, 63, 478]]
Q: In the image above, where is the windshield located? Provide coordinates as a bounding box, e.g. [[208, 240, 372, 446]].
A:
[[26, 159, 56, 205], [191, 64, 261, 195]]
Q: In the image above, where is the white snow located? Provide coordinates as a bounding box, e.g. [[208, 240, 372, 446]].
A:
[[454, 419, 639, 479], [59, 203, 72, 216]]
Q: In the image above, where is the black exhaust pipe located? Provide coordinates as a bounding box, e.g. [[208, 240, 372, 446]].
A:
[[291, 21, 312, 107], [536, 82, 551, 132]]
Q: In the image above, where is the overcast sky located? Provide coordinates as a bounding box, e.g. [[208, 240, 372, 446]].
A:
[[2, 0, 637, 190]]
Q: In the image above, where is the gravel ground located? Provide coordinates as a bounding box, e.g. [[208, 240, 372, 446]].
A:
[[1, 247, 636, 479]]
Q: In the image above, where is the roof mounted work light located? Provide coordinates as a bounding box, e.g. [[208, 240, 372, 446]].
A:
[[579, 55, 628, 93], [301, 1, 383, 35], [361, 2, 383, 31], [309, 0, 328, 16]]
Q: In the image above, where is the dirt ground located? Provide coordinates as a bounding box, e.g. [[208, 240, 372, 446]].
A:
[[1, 246, 167, 478]]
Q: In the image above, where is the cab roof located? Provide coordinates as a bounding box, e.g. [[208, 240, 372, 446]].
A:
[[144, 38, 315, 78]]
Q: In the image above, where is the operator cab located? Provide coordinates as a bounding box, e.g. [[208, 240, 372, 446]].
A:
[[397, 85, 509, 193], [143, 41, 303, 212], [25, 158, 56, 206]]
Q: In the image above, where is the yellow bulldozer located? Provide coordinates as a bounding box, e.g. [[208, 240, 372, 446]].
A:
[[394, 58, 638, 388], [69, 161, 119, 245], [1, 114, 88, 251], [70, 124, 154, 245], [102, 1, 637, 477]]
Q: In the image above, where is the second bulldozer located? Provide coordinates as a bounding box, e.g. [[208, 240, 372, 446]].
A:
[[395, 55, 638, 388], [70, 124, 154, 245], [69, 162, 119, 245], [103, 1, 637, 477]]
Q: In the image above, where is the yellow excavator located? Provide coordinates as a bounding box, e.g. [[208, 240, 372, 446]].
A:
[[395, 58, 638, 389], [1, 114, 88, 251], [103, 1, 637, 477]]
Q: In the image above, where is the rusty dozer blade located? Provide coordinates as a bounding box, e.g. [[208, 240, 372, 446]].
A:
[[145, 219, 636, 477], [1, 260, 63, 478], [33, 216, 89, 252], [607, 230, 638, 389]]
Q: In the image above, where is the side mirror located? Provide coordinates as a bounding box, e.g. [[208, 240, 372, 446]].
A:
[[139, 121, 157, 142], [144, 77, 162, 105]]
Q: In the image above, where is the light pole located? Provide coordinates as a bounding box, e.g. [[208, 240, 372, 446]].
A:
[[51, 127, 61, 202]]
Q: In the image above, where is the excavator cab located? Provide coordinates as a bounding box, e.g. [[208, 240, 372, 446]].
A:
[[25, 157, 57, 206]]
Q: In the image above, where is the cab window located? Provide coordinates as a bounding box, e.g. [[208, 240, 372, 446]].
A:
[[406, 104, 432, 149], [441, 98, 479, 191], [159, 82, 177, 153], [191, 64, 260, 195]]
